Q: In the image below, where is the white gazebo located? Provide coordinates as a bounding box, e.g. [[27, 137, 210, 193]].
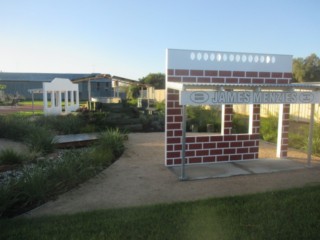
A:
[[42, 78, 79, 115]]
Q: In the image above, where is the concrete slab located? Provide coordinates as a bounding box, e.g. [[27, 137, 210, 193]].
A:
[[53, 133, 99, 144], [169, 158, 320, 180], [234, 159, 309, 174], [53, 133, 99, 148], [169, 162, 250, 180]]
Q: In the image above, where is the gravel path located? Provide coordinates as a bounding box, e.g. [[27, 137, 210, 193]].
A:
[[9, 132, 317, 218]]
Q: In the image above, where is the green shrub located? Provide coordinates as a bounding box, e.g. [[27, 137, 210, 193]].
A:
[[0, 149, 24, 165], [88, 146, 115, 168], [155, 100, 165, 113], [0, 146, 118, 217], [260, 115, 278, 143], [308, 123, 320, 156], [0, 185, 11, 217], [187, 106, 221, 132], [34, 115, 86, 134], [232, 114, 249, 134], [0, 115, 32, 141], [24, 127, 55, 154], [96, 129, 125, 158]]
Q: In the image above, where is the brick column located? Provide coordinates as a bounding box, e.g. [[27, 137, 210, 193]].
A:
[[277, 104, 290, 158], [222, 105, 233, 135]]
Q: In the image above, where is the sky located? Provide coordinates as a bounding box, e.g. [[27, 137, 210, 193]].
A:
[[0, 0, 319, 79]]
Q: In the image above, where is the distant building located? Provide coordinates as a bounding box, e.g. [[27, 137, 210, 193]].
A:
[[0, 72, 114, 100]]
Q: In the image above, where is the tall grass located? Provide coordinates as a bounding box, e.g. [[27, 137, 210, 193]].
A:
[[96, 129, 126, 158], [23, 128, 55, 154], [34, 115, 86, 134], [0, 115, 31, 141], [0, 149, 25, 165], [0, 129, 125, 218]]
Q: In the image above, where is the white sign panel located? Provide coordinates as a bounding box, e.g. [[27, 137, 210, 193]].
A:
[[180, 91, 320, 105], [167, 49, 292, 72]]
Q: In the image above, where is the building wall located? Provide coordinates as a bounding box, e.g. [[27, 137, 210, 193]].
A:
[[0, 81, 43, 99]]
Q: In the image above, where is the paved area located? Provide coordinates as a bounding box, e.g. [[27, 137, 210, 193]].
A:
[[170, 158, 318, 180], [20, 132, 320, 218]]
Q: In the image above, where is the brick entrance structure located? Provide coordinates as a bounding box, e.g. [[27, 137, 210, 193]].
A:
[[165, 49, 293, 166]]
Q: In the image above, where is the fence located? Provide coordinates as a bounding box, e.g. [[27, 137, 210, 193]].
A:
[[233, 103, 320, 122]]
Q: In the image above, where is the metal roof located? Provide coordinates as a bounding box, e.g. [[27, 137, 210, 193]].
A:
[[0, 72, 94, 82]]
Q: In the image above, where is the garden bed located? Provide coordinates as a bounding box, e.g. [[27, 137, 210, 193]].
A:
[[0, 129, 126, 218]]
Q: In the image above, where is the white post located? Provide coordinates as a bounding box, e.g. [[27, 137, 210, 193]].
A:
[[71, 90, 74, 105], [249, 104, 254, 134], [43, 90, 47, 109], [51, 91, 55, 108], [221, 104, 225, 135], [76, 90, 79, 107], [180, 104, 187, 180], [88, 79, 91, 110], [64, 91, 68, 113], [276, 104, 284, 158], [307, 104, 315, 166]]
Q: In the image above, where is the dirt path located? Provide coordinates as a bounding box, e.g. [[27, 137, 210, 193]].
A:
[[16, 132, 320, 218], [0, 105, 42, 115]]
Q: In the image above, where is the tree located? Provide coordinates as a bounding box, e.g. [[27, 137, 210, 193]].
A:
[[293, 54, 320, 82], [139, 73, 165, 89], [292, 58, 305, 82], [126, 85, 140, 99]]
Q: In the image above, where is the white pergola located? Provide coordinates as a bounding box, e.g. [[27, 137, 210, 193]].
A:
[[29, 78, 79, 115]]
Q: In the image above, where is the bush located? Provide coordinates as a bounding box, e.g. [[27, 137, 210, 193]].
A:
[[24, 127, 55, 154], [187, 106, 221, 132], [34, 115, 86, 134], [88, 146, 115, 168], [260, 115, 278, 143], [0, 149, 24, 165], [96, 129, 125, 158], [232, 114, 249, 134], [0, 115, 32, 141], [305, 122, 320, 156], [0, 146, 118, 217]]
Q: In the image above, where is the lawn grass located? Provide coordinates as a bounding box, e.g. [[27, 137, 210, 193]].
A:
[[1, 185, 320, 240], [19, 100, 43, 106]]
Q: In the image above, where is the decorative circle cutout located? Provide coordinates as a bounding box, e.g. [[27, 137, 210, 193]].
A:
[[190, 52, 196, 60], [203, 53, 209, 61], [217, 53, 222, 62], [229, 54, 234, 62], [266, 56, 271, 64], [242, 55, 247, 62], [254, 55, 259, 63], [248, 55, 253, 62], [197, 52, 202, 60], [210, 53, 215, 61], [260, 56, 265, 63], [271, 56, 276, 63], [223, 54, 228, 61], [235, 54, 241, 62]]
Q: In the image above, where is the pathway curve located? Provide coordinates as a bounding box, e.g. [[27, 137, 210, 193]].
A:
[[23, 133, 320, 217]]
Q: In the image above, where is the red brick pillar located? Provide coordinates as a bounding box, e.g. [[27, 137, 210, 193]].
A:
[[221, 105, 233, 135], [277, 104, 290, 158]]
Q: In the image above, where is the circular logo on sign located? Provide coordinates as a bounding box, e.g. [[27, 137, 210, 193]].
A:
[[190, 91, 209, 103], [299, 93, 314, 103]]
